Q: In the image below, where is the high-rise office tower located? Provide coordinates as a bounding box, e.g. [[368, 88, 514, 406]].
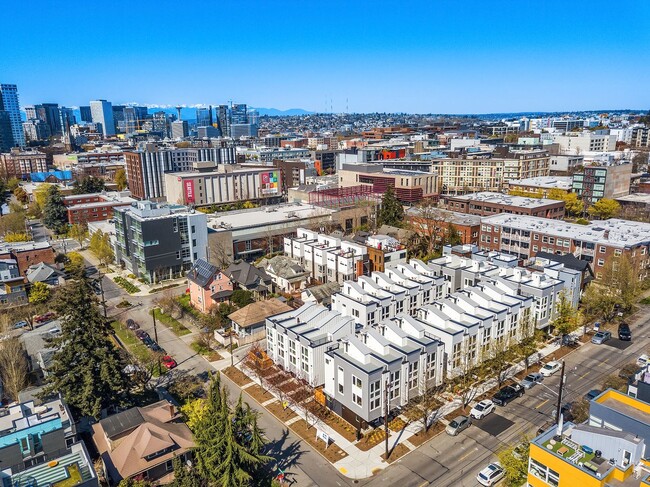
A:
[[217, 105, 230, 137], [231, 103, 247, 124], [172, 120, 189, 139], [41, 103, 63, 136], [124, 107, 137, 134], [60, 107, 76, 127], [152, 111, 170, 137], [195, 107, 212, 127], [90, 100, 116, 137], [23, 119, 51, 142], [79, 106, 93, 123], [134, 106, 148, 122], [247, 108, 259, 126], [112, 105, 126, 132], [0, 111, 14, 151], [0, 84, 25, 147]]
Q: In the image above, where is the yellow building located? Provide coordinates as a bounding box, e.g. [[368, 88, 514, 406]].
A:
[[528, 389, 650, 487]]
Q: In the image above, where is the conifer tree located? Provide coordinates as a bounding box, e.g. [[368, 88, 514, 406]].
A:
[[378, 186, 404, 227], [42, 185, 68, 234], [42, 269, 131, 418]]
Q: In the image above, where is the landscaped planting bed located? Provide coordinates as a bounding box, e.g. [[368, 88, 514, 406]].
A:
[[289, 419, 348, 462], [408, 421, 446, 447], [381, 442, 411, 463], [357, 428, 386, 451], [265, 401, 298, 422], [222, 366, 253, 387], [246, 384, 274, 404], [113, 276, 140, 294]]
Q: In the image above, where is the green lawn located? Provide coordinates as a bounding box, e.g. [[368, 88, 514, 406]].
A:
[[110, 322, 164, 377], [542, 438, 595, 464], [53, 464, 81, 487], [150, 308, 191, 336], [177, 294, 203, 320]]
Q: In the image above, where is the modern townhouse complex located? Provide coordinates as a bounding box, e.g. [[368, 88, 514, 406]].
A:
[[479, 214, 650, 280], [572, 164, 632, 204], [446, 192, 565, 219], [284, 228, 368, 284]]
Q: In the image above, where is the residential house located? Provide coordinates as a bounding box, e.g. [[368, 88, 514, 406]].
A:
[[186, 259, 233, 313], [92, 400, 194, 486], [257, 255, 310, 293], [300, 281, 341, 306], [0, 241, 56, 276], [224, 260, 273, 299], [26, 262, 65, 286], [0, 258, 27, 306], [228, 298, 292, 346]]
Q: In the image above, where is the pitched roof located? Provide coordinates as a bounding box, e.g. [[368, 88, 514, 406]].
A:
[[229, 298, 292, 328], [534, 251, 593, 274], [302, 281, 341, 303], [225, 261, 272, 289], [25, 262, 64, 283], [186, 258, 218, 288], [258, 255, 309, 280]]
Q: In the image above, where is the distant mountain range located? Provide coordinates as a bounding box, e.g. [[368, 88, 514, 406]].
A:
[[254, 108, 312, 116]]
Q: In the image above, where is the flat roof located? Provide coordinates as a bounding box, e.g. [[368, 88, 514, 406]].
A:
[[508, 176, 573, 190], [615, 193, 650, 204], [450, 192, 563, 209], [482, 214, 650, 248], [207, 203, 336, 232]]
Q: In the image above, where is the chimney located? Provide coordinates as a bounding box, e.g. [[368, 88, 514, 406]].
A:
[[168, 403, 175, 419]]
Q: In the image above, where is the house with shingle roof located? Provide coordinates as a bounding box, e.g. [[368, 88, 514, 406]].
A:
[[227, 298, 292, 346], [186, 259, 233, 313], [92, 400, 194, 486]]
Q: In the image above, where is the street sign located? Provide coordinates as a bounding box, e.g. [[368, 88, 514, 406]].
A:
[[316, 429, 330, 448]]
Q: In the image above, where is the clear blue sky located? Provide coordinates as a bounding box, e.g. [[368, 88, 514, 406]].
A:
[[2, 0, 649, 114]]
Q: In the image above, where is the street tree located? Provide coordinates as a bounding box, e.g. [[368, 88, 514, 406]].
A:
[[115, 168, 128, 191], [0, 338, 30, 401], [550, 291, 580, 336], [516, 311, 540, 370], [601, 255, 639, 310], [66, 251, 85, 274], [497, 439, 530, 487], [13, 186, 28, 204], [69, 223, 88, 248], [548, 190, 583, 216], [377, 186, 404, 227], [588, 198, 621, 220], [42, 271, 132, 419], [29, 281, 51, 304], [33, 183, 52, 209], [89, 230, 115, 266], [42, 185, 68, 234], [27, 200, 42, 219], [0, 209, 27, 236]]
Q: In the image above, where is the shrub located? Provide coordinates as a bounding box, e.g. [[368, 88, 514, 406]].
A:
[[4, 232, 30, 242], [113, 276, 140, 294]]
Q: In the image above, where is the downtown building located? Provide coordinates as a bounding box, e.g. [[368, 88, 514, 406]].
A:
[[446, 192, 566, 219], [0, 84, 25, 148], [478, 214, 650, 281], [0, 148, 48, 179], [114, 201, 207, 283], [124, 144, 237, 200], [571, 164, 632, 204], [90, 100, 116, 137]]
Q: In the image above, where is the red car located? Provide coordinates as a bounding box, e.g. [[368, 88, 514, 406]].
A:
[[34, 312, 56, 324], [161, 356, 177, 369]]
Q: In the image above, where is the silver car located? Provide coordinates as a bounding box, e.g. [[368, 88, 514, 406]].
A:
[[446, 415, 471, 436], [592, 331, 611, 345], [521, 372, 543, 389]]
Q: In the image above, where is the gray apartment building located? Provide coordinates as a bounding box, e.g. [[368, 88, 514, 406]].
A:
[[114, 201, 207, 283]]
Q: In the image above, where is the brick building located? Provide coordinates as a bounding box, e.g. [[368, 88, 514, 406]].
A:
[[63, 191, 136, 224], [478, 214, 650, 280], [0, 241, 56, 276], [446, 192, 565, 219], [0, 149, 48, 180]]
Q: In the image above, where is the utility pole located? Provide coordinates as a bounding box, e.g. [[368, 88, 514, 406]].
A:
[[97, 269, 107, 319], [384, 375, 390, 460], [555, 360, 566, 425], [229, 332, 234, 367], [152, 308, 161, 374]]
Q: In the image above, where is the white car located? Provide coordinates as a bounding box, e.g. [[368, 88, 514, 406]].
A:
[[470, 399, 496, 419], [477, 462, 505, 486], [637, 354, 650, 368], [540, 361, 562, 377]]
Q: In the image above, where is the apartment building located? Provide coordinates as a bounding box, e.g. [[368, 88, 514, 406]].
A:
[[507, 176, 574, 197], [447, 192, 565, 219], [284, 228, 368, 284], [124, 144, 237, 199], [479, 214, 650, 280], [63, 191, 136, 224], [265, 303, 356, 386], [164, 164, 283, 206], [549, 155, 583, 175], [330, 262, 446, 327], [114, 201, 207, 283], [338, 163, 439, 204], [0, 149, 48, 179], [630, 126, 650, 148], [0, 397, 98, 487], [323, 316, 444, 427], [528, 389, 650, 487], [406, 208, 482, 246], [433, 149, 550, 194], [572, 164, 632, 203], [552, 132, 617, 154]]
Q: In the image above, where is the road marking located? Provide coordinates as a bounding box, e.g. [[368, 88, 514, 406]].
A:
[[579, 371, 589, 379], [535, 399, 549, 409], [338, 468, 347, 474], [458, 448, 476, 462], [418, 482, 428, 487]]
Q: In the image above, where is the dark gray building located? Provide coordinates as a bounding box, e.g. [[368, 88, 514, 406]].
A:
[[79, 105, 92, 123], [114, 201, 208, 283]]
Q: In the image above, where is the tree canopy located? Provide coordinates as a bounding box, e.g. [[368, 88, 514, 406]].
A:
[[42, 271, 132, 418], [42, 185, 68, 234], [89, 230, 115, 266], [29, 281, 51, 304], [547, 190, 584, 216], [378, 186, 404, 227], [71, 176, 106, 195], [588, 198, 621, 220], [115, 168, 128, 191]]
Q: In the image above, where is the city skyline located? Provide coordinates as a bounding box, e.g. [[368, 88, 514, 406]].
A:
[[3, 0, 650, 113]]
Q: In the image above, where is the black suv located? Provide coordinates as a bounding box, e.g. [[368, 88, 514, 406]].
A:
[[492, 383, 525, 406], [618, 322, 632, 341]]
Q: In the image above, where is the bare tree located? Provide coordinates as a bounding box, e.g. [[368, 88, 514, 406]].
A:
[[0, 338, 30, 401], [408, 199, 450, 255]]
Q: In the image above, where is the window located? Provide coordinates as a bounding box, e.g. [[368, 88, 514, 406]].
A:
[[614, 249, 622, 256], [528, 458, 559, 487], [370, 380, 381, 410], [352, 375, 362, 388], [338, 367, 344, 394], [599, 246, 606, 253], [352, 392, 362, 406], [390, 371, 400, 399], [597, 259, 605, 267], [166, 460, 173, 472], [408, 362, 418, 389], [533, 234, 539, 241], [426, 352, 436, 379]]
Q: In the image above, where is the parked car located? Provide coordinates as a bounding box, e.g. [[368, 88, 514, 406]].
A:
[[492, 384, 525, 406], [445, 415, 471, 436], [162, 356, 177, 369], [34, 312, 56, 324], [135, 330, 150, 340], [470, 400, 495, 420], [637, 354, 649, 367], [591, 331, 611, 345], [149, 343, 165, 354], [13, 321, 29, 329], [520, 372, 543, 389], [126, 319, 140, 330], [618, 322, 632, 341], [142, 337, 154, 347], [584, 389, 602, 401], [552, 403, 574, 422], [540, 361, 562, 377], [476, 462, 505, 487]]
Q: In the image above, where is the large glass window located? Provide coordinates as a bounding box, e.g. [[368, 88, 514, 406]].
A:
[[529, 458, 560, 486]]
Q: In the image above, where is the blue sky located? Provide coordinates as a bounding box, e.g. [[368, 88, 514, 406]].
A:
[[2, 0, 649, 113]]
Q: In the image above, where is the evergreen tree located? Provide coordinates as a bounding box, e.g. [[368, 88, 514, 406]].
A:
[[193, 374, 272, 487], [72, 176, 106, 195], [170, 455, 205, 487], [378, 186, 404, 227], [42, 186, 68, 234], [42, 271, 132, 418]]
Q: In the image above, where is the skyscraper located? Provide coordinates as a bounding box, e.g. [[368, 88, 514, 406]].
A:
[[231, 103, 247, 124], [152, 111, 170, 137], [0, 84, 25, 147], [217, 105, 230, 137], [79, 106, 92, 123], [112, 105, 126, 132], [195, 107, 212, 127], [90, 100, 116, 137], [41, 103, 63, 136], [172, 120, 189, 139], [0, 111, 14, 151]]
